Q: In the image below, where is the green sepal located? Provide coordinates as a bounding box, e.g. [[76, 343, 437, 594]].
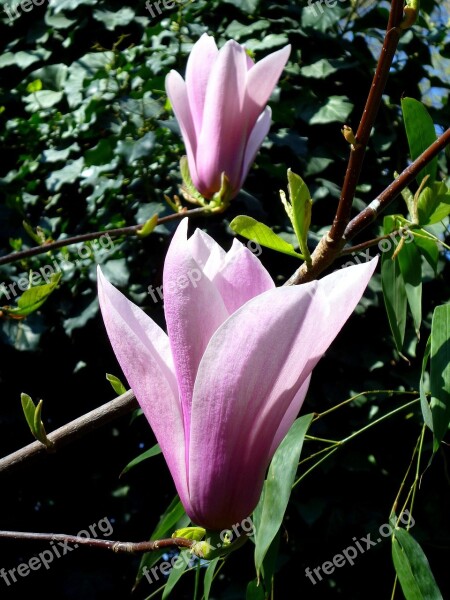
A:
[[172, 526, 206, 541], [180, 156, 207, 206], [191, 530, 249, 560]]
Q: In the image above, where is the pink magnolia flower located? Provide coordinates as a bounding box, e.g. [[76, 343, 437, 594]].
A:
[[165, 34, 291, 200], [97, 220, 377, 531]]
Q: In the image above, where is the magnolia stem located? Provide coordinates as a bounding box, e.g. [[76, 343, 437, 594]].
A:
[[0, 530, 194, 553], [0, 390, 137, 474], [329, 0, 404, 244], [286, 0, 405, 285], [343, 127, 450, 242], [0, 207, 208, 268]]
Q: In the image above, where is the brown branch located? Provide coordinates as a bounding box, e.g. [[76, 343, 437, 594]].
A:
[[0, 530, 194, 553], [329, 0, 405, 245], [343, 126, 450, 241], [0, 207, 208, 268], [0, 390, 137, 475], [286, 0, 405, 285]]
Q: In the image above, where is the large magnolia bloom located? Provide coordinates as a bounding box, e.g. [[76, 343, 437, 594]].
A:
[[165, 34, 291, 199], [98, 220, 377, 530]]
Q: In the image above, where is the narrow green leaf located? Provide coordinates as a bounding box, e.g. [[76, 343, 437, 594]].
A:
[[430, 304, 450, 449], [120, 443, 162, 476], [392, 528, 443, 600], [286, 169, 312, 263], [401, 98, 438, 186], [161, 550, 191, 599], [381, 225, 407, 352], [21, 393, 37, 435], [135, 497, 190, 589], [254, 413, 313, 573], [106, 373, 127, 396], [397, 241, 422, 335], [136, 214, 159, 238], [230, 216, 303, 259], [21, 394, 52, 447], [203, 557, 220, 600], [419, 336, 433, 430]]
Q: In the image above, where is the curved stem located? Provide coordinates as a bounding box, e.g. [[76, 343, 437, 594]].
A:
[[0, 530, 194, 553], [0, 207, 208, 268], [344, 127, 450, 242]]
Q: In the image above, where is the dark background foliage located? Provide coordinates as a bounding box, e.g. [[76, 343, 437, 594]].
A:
[[0, 0, 449, 598]]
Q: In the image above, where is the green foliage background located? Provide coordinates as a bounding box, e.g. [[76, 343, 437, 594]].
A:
[[0, 0, 449, 598]]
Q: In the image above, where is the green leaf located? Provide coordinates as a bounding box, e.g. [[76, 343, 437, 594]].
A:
[[254, 413, 313, 573], [397, 241, 422, 335], [21, 393, 52, 448], [381, 240, 407, 352], [246, 579, 265, 600], [84, 139, 115, 167], [26, 79, 42, 93], [392, 528, 443, 600], [230, 216, 303, 259], [430, 304, 450, 449], [309, 96, 353, 125], [419, 336, 433, 431], [136, 214, 159, 238], [281, 169, 312, 263], [300, 58, 339, 79], [120, 443, 162, 476], [413, 233, 439, 273], [203, 557, 220, 600], [93, 8, 135, 31], [135, 497, 189, 589], [21, 393, 37, 436], [401, 98, 438, 187], [5, 273, 61, 318], [161, 549, 191, 599], [106, 373, 127, 396]]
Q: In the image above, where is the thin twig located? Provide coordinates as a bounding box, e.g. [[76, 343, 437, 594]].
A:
[[286, 0, 406, 285], [329, 0, 405, 245], [0, 530, 193, 553], [343, 127, 450, 241], [0, 207, 208, 268], [0, 390, 137, 474]]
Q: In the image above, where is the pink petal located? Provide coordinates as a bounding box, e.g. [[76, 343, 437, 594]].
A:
[[165, 70, 199, 187], [196, 40, 249, 196], [188, 228, 274, 312], [239, 106, 272, 190], [163, 219, 229, 436], [185, 33, 219, 137], [188, 258, 378, 529], [210, 238, 275, 313], [245, 45, 291, 132], [97, 267, 192, 512]]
